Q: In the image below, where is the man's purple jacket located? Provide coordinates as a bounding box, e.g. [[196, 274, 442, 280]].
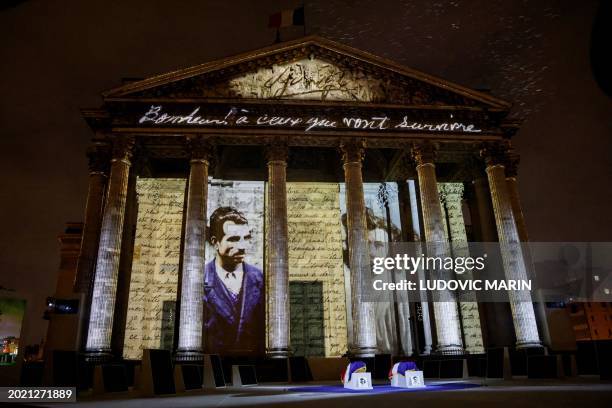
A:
[[203, 259, 264, 354]]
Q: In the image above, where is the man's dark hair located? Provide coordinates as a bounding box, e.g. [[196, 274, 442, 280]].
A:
[[208, 206, 248, 244]]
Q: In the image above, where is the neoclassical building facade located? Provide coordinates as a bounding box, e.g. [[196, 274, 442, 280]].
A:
[[72, 36, 544, 362]]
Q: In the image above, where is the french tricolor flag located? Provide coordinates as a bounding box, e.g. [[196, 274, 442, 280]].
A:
[[268, 6, 305, 28]]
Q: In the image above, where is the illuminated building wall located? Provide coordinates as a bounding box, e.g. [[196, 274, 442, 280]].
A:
[[570, 302, 612, 340], [285, 182, 347, 357], [123, 178, 185, 359]]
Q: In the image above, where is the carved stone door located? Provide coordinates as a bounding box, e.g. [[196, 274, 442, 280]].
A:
[[290, 281, 325, 356]]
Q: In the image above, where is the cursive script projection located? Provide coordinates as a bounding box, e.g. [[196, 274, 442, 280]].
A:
[[138, 105, 483, 134], [203, 58, 385, 101], [206, 180, 265, 268], [284, 183, 347, 357], [123, 178, 186, 360]]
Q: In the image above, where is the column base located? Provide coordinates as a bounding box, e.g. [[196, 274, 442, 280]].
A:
[[348, 346, 377, 358], [266, 347, 290, 359], [435, 344, 464, 355], [515, 340, 543, 350], [174, 349, 204, 362], [83, 349, 113, 363]]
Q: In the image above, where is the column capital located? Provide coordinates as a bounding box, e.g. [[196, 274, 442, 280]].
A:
[[411, 142, 437, 167], [111, 136, 135, 165], [392, 149, 417, 180], [480, 141, 510, 168], [438, 182, 465, 198], [504, 150, 520, 178], [462, 181, 476, 202], [187, 135, 213, 163], [86, 143, 110, 175], [265, 142, 289, 164], [340, 139, 366, 164]]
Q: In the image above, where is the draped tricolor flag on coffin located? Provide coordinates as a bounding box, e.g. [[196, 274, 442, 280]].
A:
[[388, 361, 418, 380], [268, 6, 305, 28], [341, 361, 367, 383]]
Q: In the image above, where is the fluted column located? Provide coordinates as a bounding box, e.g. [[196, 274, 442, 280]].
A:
[[341, 140, 377, 357], [266, 142, 290, 358], [505, 152, 551, 347], [75, 144, 109, 351], [439, 183, 485, 353], [176, 136, 212, 361], [396, 181, 415, 356], [398, 179, 433, 355], [503, 152, 528, 243], [75, 144, 109, 293], [408, 180, 433, 355], [412, 143, 463, 355], [472, 178, 499, 242], [85, 136, 134, 361], [470, 176, 515, 348], [481, 143, 541, 349]]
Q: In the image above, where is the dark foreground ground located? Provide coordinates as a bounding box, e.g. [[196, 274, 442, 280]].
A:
[[12, 378, 612, 408]]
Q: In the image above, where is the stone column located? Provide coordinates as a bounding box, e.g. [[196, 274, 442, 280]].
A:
[[472, 178, 499, 242], [176, 137, 212, 361], [85, 136, 134, 361], [439, 183, 485, 354], [74, 145, 109, 351], [503, 153, 528, 243], [505, 152, 551, 347], [408, 180, 434, 355], [265, 142, 290, 358], [412, 143, 463, 355], [75, 144, 109, 293], [471, 176, 515, 348], [395, 181, 415, 356], [341, 140, 377, 357], [481, 143, 541, 349], [398, 179, 433, 355]]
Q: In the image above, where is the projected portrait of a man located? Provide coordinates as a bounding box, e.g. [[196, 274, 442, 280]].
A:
[[203, 206, 264, 355]]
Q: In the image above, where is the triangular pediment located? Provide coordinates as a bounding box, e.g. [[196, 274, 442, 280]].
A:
[[103, 36, 509, 110]]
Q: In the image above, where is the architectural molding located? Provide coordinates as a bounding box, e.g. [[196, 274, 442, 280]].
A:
[[110, 136, 135, 164], [340, 139, 366, 164], [86, 143, 111, 175], [411, 142, 438, 166], [102, 36, 510, 110], [265, 141, 289, 163], [187, 135, 214, 162], [480, 141, 512, 168]]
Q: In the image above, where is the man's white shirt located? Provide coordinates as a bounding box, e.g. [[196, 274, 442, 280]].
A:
[[215, 258, 244, 296]]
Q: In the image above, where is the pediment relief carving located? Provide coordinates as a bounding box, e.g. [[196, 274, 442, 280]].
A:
[[207, 57, 386, 102], [125, 44, 492, 108]]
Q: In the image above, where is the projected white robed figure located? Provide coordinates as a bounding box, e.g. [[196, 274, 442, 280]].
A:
[[341, 206, 405, 355], [203, 206, 264, 355]]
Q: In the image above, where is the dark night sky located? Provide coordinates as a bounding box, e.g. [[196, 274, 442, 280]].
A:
[[0, 0, 610, 346]]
